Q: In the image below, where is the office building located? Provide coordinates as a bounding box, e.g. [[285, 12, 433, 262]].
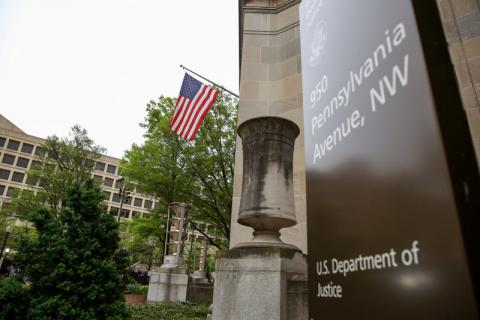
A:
[[0, 114, 156, 219]]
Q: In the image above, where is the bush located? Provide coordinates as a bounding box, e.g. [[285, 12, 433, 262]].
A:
[[14, 180, 130, 319], [128, 303, 209, 320], [0, 277, 30, 320], [127, 285, 148, 295]]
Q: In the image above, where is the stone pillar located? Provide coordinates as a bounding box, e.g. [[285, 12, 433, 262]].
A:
[[193, 236, 209, 280], [164, 202, 191, 267], [212, 2, 308, 318], [147, 203, 190, 303], [188, 236, 214, 304], [230, 0, 307, 252], [212, 117, 308, 320]]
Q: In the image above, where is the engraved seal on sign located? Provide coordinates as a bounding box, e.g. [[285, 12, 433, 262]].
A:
[[309, 20, 327, 67]]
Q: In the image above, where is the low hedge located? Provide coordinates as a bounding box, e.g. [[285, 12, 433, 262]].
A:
[[127, 284, 148, 295], [128, 303, 209, 320]]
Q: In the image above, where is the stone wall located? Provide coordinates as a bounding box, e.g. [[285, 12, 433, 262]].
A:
[[438, 0, 480, 162]]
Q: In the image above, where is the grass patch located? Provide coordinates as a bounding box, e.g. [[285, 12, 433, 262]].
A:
[[128, 302, 209, 320]]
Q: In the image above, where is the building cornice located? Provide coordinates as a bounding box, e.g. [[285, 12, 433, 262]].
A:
[[244, 21, 299, 35], [239, 0, 301, 77], [243, 0, 301, 14]]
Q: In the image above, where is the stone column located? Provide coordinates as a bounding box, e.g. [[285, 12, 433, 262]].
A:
[[212, 117, 308, 320], [163, 203, 191, 267], [230, 0, 307, 252], [147, 203, 190, 303], [188, 236, 214, 304], [192, 236, 209, 280]]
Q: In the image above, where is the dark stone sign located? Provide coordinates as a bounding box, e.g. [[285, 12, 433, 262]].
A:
[[299, 0, 480, 318]]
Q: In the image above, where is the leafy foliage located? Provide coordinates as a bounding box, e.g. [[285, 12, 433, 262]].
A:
[[128, 303, 209, 320], [121, 93, 237, 250], [127, 284, 148, 295], [0, 125, 105, 255], [12, 180, 130, 320], [28, 125, 106, 213], [123, 209, 166, 269], [121, 97, 190, 208], [0, 277, 30, 319]]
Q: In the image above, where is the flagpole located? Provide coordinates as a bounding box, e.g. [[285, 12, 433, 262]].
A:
[[180, 65, 239, 98]]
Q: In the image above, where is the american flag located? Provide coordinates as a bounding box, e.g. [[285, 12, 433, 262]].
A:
[[170, 73, 219, 141]]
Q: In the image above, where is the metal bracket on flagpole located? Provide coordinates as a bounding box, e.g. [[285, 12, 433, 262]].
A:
[[180, 65, 239, 98]]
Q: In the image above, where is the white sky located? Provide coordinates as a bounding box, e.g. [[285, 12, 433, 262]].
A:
[[0, 0, 239, 158]]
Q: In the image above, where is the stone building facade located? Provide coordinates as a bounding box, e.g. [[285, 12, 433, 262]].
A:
[[230, 0, 480, 253], [438, 0, 480, 162]]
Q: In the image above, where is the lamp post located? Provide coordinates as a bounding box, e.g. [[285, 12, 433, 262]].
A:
[[0, 225, 13, 270], [116, 176, 131, 222]]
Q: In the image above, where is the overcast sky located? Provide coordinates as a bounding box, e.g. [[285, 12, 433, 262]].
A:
[[0, 0, 239, 158]]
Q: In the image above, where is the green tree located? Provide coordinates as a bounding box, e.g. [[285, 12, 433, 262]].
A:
[[121, 97, 191, 209], [123, 209, 166, 270], [29, 125, 106, 213], [0, 125, 106, 257], [13, 180, 130, 320], [0, 277, 30, 319], [121, 93, 237, 249]]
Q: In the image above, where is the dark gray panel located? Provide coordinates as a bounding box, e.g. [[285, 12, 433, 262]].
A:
[[300, 0, 480, 318]]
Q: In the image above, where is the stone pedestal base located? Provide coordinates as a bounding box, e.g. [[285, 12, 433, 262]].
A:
[[147, 266, 188, 303], [211, 247, 308, 320], [192, 270, 207, 281], [187, 277, 214, 304]]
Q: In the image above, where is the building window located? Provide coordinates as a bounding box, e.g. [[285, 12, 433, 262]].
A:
[[103, 191, 111, 201], [125, 196, 132, 205], [30, 160, 41, 169], [103, 177, 114, 187], [21, 143, 34, 154], [95, 162, 106, 172], [0, 137, 6, 148], [6, 187, 16, 197], [35, 146, 45, 157], [0, 185, 5, 196], [11, 171, 25, 183], [110, 207, 119, 215], [134, 198, 143, 207], [120, 209, 130, 218], [106, 164, 117, 174], [26, 174, 39, 186], [144, 200, 153, 209], [0, 169, 10, 180], [2, 153, 15, 165], [114, 179, 124, 189], [93, 175, 103, 184], [112, 193, 120, 203], [16, 157, 30, 168], [39, 178, 48, 187], [6, 139, 20, 151], [132, 211, 141, 218]]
